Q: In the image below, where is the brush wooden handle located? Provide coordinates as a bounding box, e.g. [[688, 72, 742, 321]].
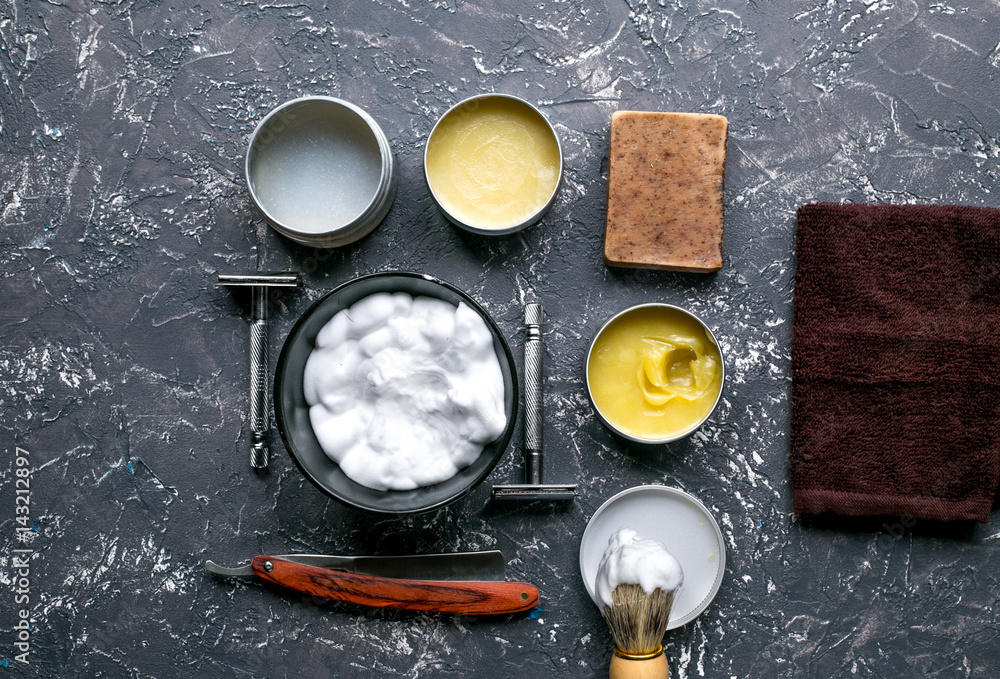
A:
[[251, 556, 539, 615], [609, 652, 669, 679]]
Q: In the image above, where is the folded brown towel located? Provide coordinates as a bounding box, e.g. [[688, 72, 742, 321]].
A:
[[790, 203, 1000, 523]]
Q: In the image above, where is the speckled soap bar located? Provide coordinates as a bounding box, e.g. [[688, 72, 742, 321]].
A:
[[604, 111, 728, 272]]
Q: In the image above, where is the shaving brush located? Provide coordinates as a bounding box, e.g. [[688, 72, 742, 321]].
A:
[[595, 529, 683, 679], [601, 583, 676, 678]]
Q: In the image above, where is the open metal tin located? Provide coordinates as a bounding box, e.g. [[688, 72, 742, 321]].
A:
[[424, 93, 563, 236], [246, 96, 396, 248], [585, 303, 725, 444]]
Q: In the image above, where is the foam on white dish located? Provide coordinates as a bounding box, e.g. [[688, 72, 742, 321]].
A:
[[303, 292, 506, 491], [595, 528, 684, 608]]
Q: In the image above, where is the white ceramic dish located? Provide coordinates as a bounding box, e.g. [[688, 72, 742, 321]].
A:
[[579, 485, 726, 629]]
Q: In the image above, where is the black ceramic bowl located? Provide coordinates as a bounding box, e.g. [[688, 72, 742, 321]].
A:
[[273, 271, 519, 515]]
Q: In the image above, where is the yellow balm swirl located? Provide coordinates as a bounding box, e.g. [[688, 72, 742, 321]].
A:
[[638, 335, 718, 406], [426, 96, 561, 230], [588, 306, 722, 441]]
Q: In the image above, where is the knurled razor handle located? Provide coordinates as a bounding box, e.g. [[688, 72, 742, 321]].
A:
[[524, 303, 543, 484], [248, 319, 270, 470]]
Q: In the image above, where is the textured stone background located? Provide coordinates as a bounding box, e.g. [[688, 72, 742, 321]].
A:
[[1, 0, 999, 677]]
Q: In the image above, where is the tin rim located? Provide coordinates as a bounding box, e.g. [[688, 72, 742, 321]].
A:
[[245, 96, 395, 247], [423, 93, 563, 236], [585, 303, 726, 444]]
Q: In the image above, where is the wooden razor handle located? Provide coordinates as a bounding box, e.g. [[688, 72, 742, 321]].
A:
[[251, 556, 539, 615]]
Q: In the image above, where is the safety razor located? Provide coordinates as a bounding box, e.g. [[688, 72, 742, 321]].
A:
[[493, 303, 578, 501], [216, 272, 302, 471]]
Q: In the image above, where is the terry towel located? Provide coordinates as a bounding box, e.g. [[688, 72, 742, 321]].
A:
[[790, 203, 1000, 523]]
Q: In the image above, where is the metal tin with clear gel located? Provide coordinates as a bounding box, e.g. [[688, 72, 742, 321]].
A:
[[246, 96, 396, 248]]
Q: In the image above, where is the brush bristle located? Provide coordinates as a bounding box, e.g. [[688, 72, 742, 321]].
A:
[[600, 583, 675, 656]]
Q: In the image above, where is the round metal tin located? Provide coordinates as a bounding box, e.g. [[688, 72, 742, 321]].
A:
[[245, 96, 396, 248], [423, 93, 563, 236], [585, 303, 725, 444], [579, 485, 726, 630]]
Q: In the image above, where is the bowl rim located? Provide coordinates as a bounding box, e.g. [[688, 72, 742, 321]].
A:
[[245, 95, 394, 242], [585, 302, 726, 444], [423, 93, 563, 236], [273, 270, 520, 514]]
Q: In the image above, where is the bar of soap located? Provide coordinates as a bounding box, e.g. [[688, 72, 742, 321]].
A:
[[604, 111, 728, 272]]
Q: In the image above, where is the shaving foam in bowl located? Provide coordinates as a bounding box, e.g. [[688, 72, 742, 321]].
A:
[[273, 272, 519, 515]]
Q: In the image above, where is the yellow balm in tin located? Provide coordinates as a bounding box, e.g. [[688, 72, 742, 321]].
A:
[[587, 304, 724, 442], [425, 95, 562, 233]]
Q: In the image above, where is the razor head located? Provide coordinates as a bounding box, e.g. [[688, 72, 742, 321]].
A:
[[215, 272, 302, 288], [492, 484, 578, 501]]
